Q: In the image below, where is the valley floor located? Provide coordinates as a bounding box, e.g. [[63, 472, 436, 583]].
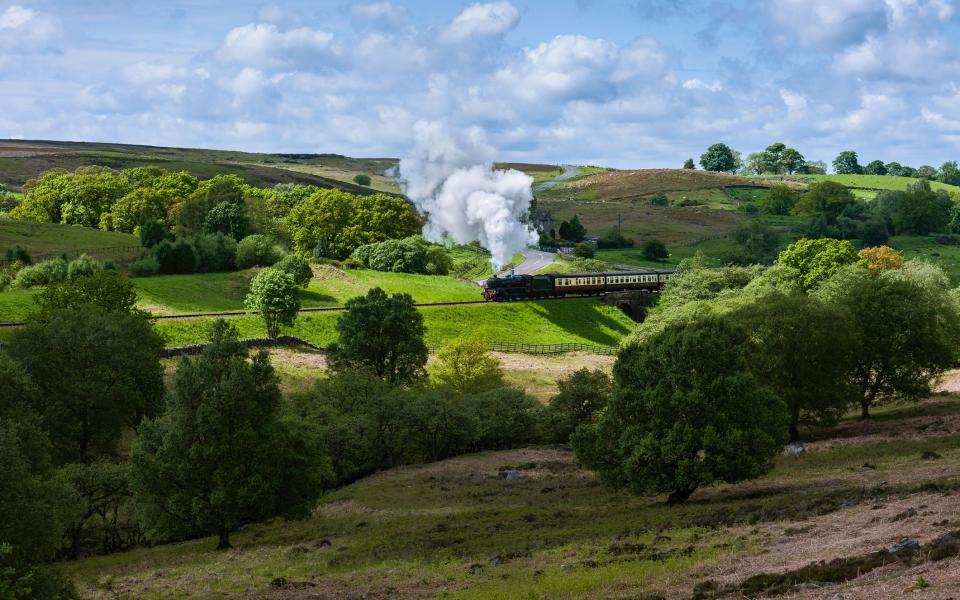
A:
[[68, 392, 960, 599]]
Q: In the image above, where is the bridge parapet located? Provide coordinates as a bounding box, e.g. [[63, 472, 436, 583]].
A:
[[603, 290, 658, 322]]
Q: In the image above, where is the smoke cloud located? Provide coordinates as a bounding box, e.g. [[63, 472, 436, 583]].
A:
[[399, 121, 538, 269]]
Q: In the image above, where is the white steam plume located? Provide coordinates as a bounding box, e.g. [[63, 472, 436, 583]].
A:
[[399, 121, 538, 270]]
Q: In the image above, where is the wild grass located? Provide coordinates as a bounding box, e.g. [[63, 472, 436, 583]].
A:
[[66, 395, 960, 599], [890, 235, 960, 283], [783, 174, 960, 195]]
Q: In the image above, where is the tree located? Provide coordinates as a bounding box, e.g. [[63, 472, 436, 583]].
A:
[[759, 185, 798, 215], [154, 239, 198, 274], [699, 143, 738, 172], [793, 181, 856, 219], [273, 254, 312, 287], [288, 189, 422, 259], [565, 215, 586, 242], [34, 270, 140, 318], [858, 245, 903, 273], [642, 239, 669, 261], [244, 268, 300, 338], [893, 179, 951, 235], [432, 337, 503, 396], [816, 267, 960, 418], [938, 161, 960, 186], [573, 315, 786, 503], [744, 151, 777, 175], [798, 160, 827, 175], [329, 288, 428, 385], [730, 221, 778, 264], [139, 219, 169, 248], [7, 306, 164, 463], [353, 174, 371, 186], [915, 165, 937, 179], [203, 201, 247, 240], [682, 158, 695, 169], [0, 355, 68, 587], [779, 147, 805, 174], [776, 238, 861, 291], [130, 320, 322, 550], [100, 187, 173, 233], [863, 160, 887, 175], [573, 242, 594, 258], [734, 292, 854, 441], [832, 151, 862, 174], [235, 234, 282, 269], [542, 368, 611, 443]]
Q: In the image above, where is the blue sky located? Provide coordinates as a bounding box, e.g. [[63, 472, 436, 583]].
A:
[[2, 0, 960, 168]]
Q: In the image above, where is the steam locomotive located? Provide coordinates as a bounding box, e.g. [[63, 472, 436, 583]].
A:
[[481, 269, 674, 301]]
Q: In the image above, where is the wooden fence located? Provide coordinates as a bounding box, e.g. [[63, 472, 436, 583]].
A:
[[483, 341, 618, 355]]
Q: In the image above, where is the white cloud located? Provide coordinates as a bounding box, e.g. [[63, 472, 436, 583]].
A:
[[0, 4, 61, 53], [682, 78, 723, 92], [441, 2, 520, 43], [768, 0, 886, 47], [123, 62, 185, 85], [351, 2, 409, 30], [217, 23, 338, 70], [779, 89, 808, 118]]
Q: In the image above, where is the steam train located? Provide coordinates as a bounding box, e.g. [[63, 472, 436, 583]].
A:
[[481, 269, 674, 301]]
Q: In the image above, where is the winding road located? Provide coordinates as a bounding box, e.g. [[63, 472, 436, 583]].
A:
[[500, 248, 555, 276], [533, 164, 580, 192]]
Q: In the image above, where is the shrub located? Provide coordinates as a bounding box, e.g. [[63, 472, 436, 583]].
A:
[[191, 233, 237, 272], [542, 369, 611, 443], [4, 245, 31, 265], [14, 258, 68, 288], [67, 254, 103, 279], [139, 220, 169, 248], [235, 234, 282, 269], [573, 243, 595, 258], [351, 236, 451, 275], [130, 256, 160, 277], [468, 387, 542, 450], [353, 174, 371, 186], [649, 192, 668, 206], [568, 258, 606, 272], [273, 254, 312, 287], [154, 239, 198, 274], [431, 337, 503, 396], [642, 239, 669, 261]]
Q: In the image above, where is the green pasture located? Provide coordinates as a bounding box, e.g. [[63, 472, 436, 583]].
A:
[[0, 219, 139, 259], [785, 174, 960, 195], [155, 298, 635, 348]]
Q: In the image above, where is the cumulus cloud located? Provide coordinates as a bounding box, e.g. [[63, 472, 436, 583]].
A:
[[0, 4, 61, 53], [217, 23, 338, 70], [351, 2, 409, 30], [441, 2, 520, 43]]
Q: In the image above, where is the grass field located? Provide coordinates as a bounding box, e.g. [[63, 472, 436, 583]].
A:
[[754, 173, 960, 195], [0, 219, 139, 261], [155, 297, 635, 348], [67, 394, 960, 598], [890, 235, 960, 283]]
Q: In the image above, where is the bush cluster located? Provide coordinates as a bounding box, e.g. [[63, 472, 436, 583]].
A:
[[12, 254, 109, 288], [350, 236, 452, 275]]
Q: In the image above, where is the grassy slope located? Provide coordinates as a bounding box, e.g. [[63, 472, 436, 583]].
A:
[[68, 395, 960, 598], [155, 298, 635, 348], [793, 173, 960, 195], [0, 219, 139, 259], [0, 140, 384, 194]]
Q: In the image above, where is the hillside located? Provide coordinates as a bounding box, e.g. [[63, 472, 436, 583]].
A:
[[69, 392, 960, 599], [0, 140, 387, 195]]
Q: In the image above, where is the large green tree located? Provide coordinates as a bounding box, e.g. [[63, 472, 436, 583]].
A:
[[7, 307, 164, 463], [34, 270, 140, 318], [699, 143, 738, 173], [573, 315, 786, 504], [892, 179, 952, 235], [542, 368, 611, 443], [776, 238, 861, 291], [329, 288, 428, 385], [130, 320, 323, 550], [832, 150, 862, 174], [734, 292, 855, 440], [793, 181, 856, 219], [816, 264, 960, 418]]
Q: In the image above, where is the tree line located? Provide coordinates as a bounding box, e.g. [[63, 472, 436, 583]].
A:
[[694, 142, 960, 184]]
